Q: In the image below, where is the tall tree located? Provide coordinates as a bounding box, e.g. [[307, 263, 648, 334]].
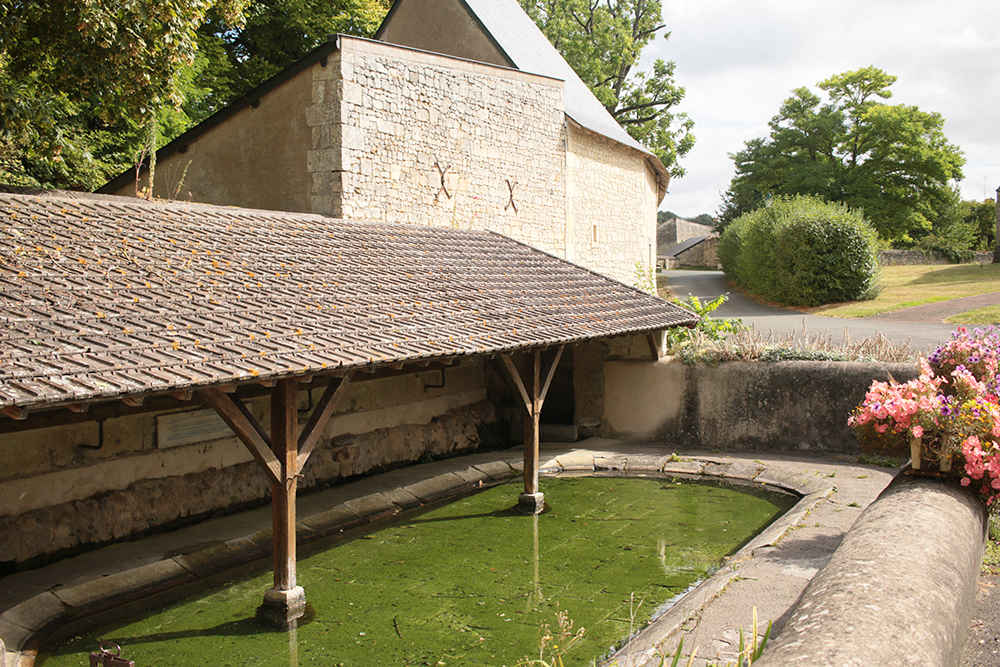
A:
[[0, 0, 388, 190], [519, 0, 694, 177], [192, 0, 389, 120], [0, 0, 250, 189], [718, 67, 965, 241]]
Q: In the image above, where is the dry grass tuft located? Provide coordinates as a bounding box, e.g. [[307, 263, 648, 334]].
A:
[[672, 321, 921, 365]]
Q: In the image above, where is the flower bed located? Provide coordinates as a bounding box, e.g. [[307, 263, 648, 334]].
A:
[[849, 327, 1000, 505]]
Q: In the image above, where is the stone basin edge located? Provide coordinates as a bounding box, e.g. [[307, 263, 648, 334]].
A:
[[0, 445, 833, 667]]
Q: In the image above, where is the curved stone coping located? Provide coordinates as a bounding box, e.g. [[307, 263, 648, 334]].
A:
[[0, 447, 833, 667], [755, 472, 988, 667]]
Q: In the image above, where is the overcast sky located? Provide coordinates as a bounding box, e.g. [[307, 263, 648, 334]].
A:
[[643, 0, 1000, 218]]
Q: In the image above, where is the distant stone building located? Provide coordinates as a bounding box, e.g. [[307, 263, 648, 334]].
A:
[[656, 216, 714, 256], [659, 236, 721, 270], [101, 0, 669, 285]]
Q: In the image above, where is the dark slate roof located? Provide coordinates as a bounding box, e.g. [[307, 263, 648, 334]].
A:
[[0, 192, 696, 412], [663, 236, 710, 257]]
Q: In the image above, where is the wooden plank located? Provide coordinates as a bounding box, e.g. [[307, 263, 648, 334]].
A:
[[271, 378, 299, 591], [198, 387, 281, 486], [1, 406, 27, 420], [231, 392, 271, 449], [500, 353, 532, 413], [647, 331, 662, 360], [523, 411, 538, 495], [524, 349, 542, 495], [297, 371, 354, 474], [537, 345, 565, 407]]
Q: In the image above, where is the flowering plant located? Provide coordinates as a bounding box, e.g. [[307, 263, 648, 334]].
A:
[[850, 327, 1000, 505], [848, 359, 945, 455], [928, 326, 1000, 394]]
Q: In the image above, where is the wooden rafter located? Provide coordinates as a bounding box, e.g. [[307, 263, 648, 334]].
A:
[[198, 387, 281, 486], [297, 371, 354, 474]]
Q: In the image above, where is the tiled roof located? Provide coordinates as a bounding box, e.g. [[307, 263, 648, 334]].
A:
[[0, 192, 696, 412]]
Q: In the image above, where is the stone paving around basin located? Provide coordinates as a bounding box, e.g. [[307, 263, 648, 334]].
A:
[[0, 440, 897, 667]]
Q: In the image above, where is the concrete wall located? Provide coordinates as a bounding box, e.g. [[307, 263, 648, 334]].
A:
[[119, 72, 314, 212], [0, 361, 492, 566], [377, 0, 510, 67], [603, 359, 920, 453]]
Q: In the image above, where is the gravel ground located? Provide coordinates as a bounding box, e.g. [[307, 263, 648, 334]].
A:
[[964, 572, 1000, 666]]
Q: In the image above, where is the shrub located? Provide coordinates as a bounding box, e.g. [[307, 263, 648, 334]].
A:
[[719, 196, 880, 306]]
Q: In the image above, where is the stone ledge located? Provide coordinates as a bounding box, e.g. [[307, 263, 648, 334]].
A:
[[604, 465, 835, 666], [755, 472, 987, 667]]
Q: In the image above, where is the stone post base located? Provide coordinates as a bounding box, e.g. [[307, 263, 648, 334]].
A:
[[517, 492, 545, 515], [256, 586, 306, 629]]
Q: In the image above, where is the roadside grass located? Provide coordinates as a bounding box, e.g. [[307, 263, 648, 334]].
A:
[[985, 516, 1000, 575], [810, 263, 1000, 318], [945, 305, 1000, 325]]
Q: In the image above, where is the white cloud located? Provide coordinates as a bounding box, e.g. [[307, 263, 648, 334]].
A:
[[646, 0, 1000, 216]]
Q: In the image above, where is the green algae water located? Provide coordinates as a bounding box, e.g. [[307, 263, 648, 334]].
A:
[[40, 476, 794, 667]]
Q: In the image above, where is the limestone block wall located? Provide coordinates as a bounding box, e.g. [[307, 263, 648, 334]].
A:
[[309, 38, 569, 256], [0, 361, 491, 566], [567, 124, 658, 286], [673, 237, 720, 269]]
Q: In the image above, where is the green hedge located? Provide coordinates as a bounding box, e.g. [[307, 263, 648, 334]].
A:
[[719, 196, 879, 306]]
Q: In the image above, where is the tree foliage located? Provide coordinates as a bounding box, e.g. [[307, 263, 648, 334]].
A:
[[0, 0, 251, 187], [718, 67, 965, 242], [719, 196, 880, 307], [192, 0, 389, 119], [0, 0, 387, 190], [519, 0, 694, 176]]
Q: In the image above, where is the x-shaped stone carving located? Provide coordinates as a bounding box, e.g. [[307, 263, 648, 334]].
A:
[[435, 161, 452, 200], [505, 179, 518, 213]]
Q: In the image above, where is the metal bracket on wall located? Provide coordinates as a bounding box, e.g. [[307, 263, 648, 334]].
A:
[[435, 161, 452, 200], [76, 418, 106, 450], [504, 179, 518, 213]]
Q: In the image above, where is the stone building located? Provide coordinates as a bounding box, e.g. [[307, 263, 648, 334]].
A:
[[100, 0, 669, 285], [656, 216, 715, 256]]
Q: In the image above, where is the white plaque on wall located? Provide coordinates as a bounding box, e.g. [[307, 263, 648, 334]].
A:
[[157, 409, 234, 449]]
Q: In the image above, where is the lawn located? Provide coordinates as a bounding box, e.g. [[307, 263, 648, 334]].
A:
[[811, 263, 1000, 319]]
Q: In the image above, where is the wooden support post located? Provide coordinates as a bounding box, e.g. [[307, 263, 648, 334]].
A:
[[257, 377, 306, 627], [646, 331, 663, 361], [522, 348, 541, 496], [500, 346, 564, 514]]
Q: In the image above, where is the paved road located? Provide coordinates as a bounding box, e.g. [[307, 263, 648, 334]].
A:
[[663, 270, 960, 352]]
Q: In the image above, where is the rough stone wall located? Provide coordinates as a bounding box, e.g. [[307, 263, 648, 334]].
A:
[[879, 249, 993, 265], [567, 124, 657, 285], [0, 361, 490, 566], [308, 38, 568, 256], [0, 401, 494, 566]]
